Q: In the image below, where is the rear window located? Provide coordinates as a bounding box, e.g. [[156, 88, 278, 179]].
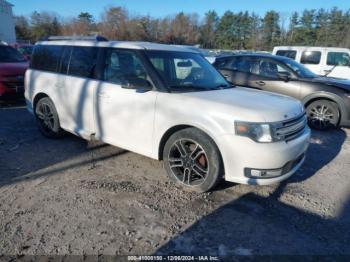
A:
[[327, 52, 350, 66], [68, 47, 98, 78], [301, 51, 321, 65], [31, 45, 63, 72], [0, 46, 26, 63], [276, 50, 297, 60]]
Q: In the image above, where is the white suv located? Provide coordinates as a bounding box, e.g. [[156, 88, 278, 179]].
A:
[[273, 46, 350, 80], [25, 36, 311, 192]]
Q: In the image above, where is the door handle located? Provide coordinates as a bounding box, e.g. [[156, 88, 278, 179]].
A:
[[255, 81, 266, 86]]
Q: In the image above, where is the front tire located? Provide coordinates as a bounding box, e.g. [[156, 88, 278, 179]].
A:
[[35, 97, 64, 138], [306, 100, 340, 130], [163, 128, 223, 192]]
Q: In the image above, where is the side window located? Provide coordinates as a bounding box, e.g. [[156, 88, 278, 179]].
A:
[[276, 50, 297, 60], [214, 58, 233, 69], [230, 58, 254, 73], [59, 47, 72, 74], [258, 60, 279, 78], [327, 52, 350, 66], [31, 45, 63, 72], [68, 47, 98, 78], [103, 49, 151, 87], [301, 51, 321, 65]]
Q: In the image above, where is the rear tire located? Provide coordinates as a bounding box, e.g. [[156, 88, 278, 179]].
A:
[[163, 128, 223, 192], [306, 100, 340, 130], [35, 97, 65, 138]]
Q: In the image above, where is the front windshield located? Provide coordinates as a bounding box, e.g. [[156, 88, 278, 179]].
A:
[[146, 50, 230, 91], [19, 46, 34, 56], [283, 58, 317, 78], [0, 46, 26, 63]]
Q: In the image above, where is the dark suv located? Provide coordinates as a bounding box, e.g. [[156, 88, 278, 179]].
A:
[[214, 54, 350, 130], [0, 45, 29, 100]]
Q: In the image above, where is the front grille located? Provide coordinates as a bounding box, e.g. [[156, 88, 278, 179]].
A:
[[272, 113, 308, 142]]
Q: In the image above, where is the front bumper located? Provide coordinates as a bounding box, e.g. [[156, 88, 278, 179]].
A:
[[217, 127, 311, 185]]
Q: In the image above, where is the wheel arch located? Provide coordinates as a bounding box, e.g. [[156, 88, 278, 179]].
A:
[[302, 92, 347, 123], [157, 124, 222, 162], [33, 92, 50, 110]]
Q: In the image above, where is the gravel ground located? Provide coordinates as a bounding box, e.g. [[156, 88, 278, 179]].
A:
[[0, 101, 349, 257]]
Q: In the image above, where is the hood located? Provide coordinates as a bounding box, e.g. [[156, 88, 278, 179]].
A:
[[180, 87, 304, 123], [302, 76, 350, 92], [0, 62, 29, 76]]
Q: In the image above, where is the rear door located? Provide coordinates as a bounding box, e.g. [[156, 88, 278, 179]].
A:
[[217, 56, 255, 87], [58, 46, 99, 138]]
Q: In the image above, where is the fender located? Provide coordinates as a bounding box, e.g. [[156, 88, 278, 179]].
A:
[[301, 91, 349, 125]]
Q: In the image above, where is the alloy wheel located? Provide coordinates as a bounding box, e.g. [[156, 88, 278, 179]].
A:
[[168, 139, 209, 186], [308, 104, 335, 129], [36, 102, 55, 132]]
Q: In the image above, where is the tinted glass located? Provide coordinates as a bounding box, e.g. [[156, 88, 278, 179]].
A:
[[213, 57, 233, 68], [31, 45, 63, 72], [146, 51, 229, 91], [0, 46, 26, 63], [283, 58, 317, 78], [103, 49, 151, 88], [257, 59, 287, 78], [276, 50, 297, 59], [57, 47, 71, 74], [301, 51, 321, 65], [327, 52, 350, 66], [68, 47, 98, 78], [18, 46, 34, 56], [230, 57, 256, 73]]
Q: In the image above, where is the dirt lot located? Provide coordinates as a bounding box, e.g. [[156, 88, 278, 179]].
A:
[[0, 101, 350, 257]]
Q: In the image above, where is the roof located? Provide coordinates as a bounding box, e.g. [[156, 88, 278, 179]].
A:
[[36, 40, 200, 53], [274, 46, 350, 52]]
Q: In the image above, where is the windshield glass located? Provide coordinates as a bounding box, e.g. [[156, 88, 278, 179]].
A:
[[0, 46, 26, 63], [283, 58, 317, 78], [19, 46, 34, 56], [146, 51, 230, 91]]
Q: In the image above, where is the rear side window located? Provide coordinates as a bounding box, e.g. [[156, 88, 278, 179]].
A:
[[230, 57, 255, 73], [31, 45, 63, 72], [327, 52, 350, 66], [68, 47, 98, 78], [213, 57, 233, 69], [301, 51, 321, 65], [276, 50, 297, 60]]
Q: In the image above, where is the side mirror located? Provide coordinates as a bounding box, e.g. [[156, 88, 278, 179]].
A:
[[277, 71, 291, 82], [122, 78, 153, 92]]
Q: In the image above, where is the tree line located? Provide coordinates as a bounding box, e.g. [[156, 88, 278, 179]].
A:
[[14, 6, 350, 51]]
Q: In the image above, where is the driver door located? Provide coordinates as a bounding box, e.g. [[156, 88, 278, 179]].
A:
[[94, 48, 157, 157], [247, 58, 301, 99]]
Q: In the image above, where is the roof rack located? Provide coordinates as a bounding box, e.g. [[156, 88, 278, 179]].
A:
[[44, 35, 108, 42]]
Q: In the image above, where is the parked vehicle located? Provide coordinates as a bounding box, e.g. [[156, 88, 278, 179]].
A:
[[12, 44, 34, 61], [25, 36, 310, 192], [0, 45, 29, 100], [213, 53, 350, 130], [273, 46, 350, 80]]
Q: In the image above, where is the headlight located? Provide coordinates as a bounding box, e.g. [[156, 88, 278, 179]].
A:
[[235, 121, 273, 143]]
